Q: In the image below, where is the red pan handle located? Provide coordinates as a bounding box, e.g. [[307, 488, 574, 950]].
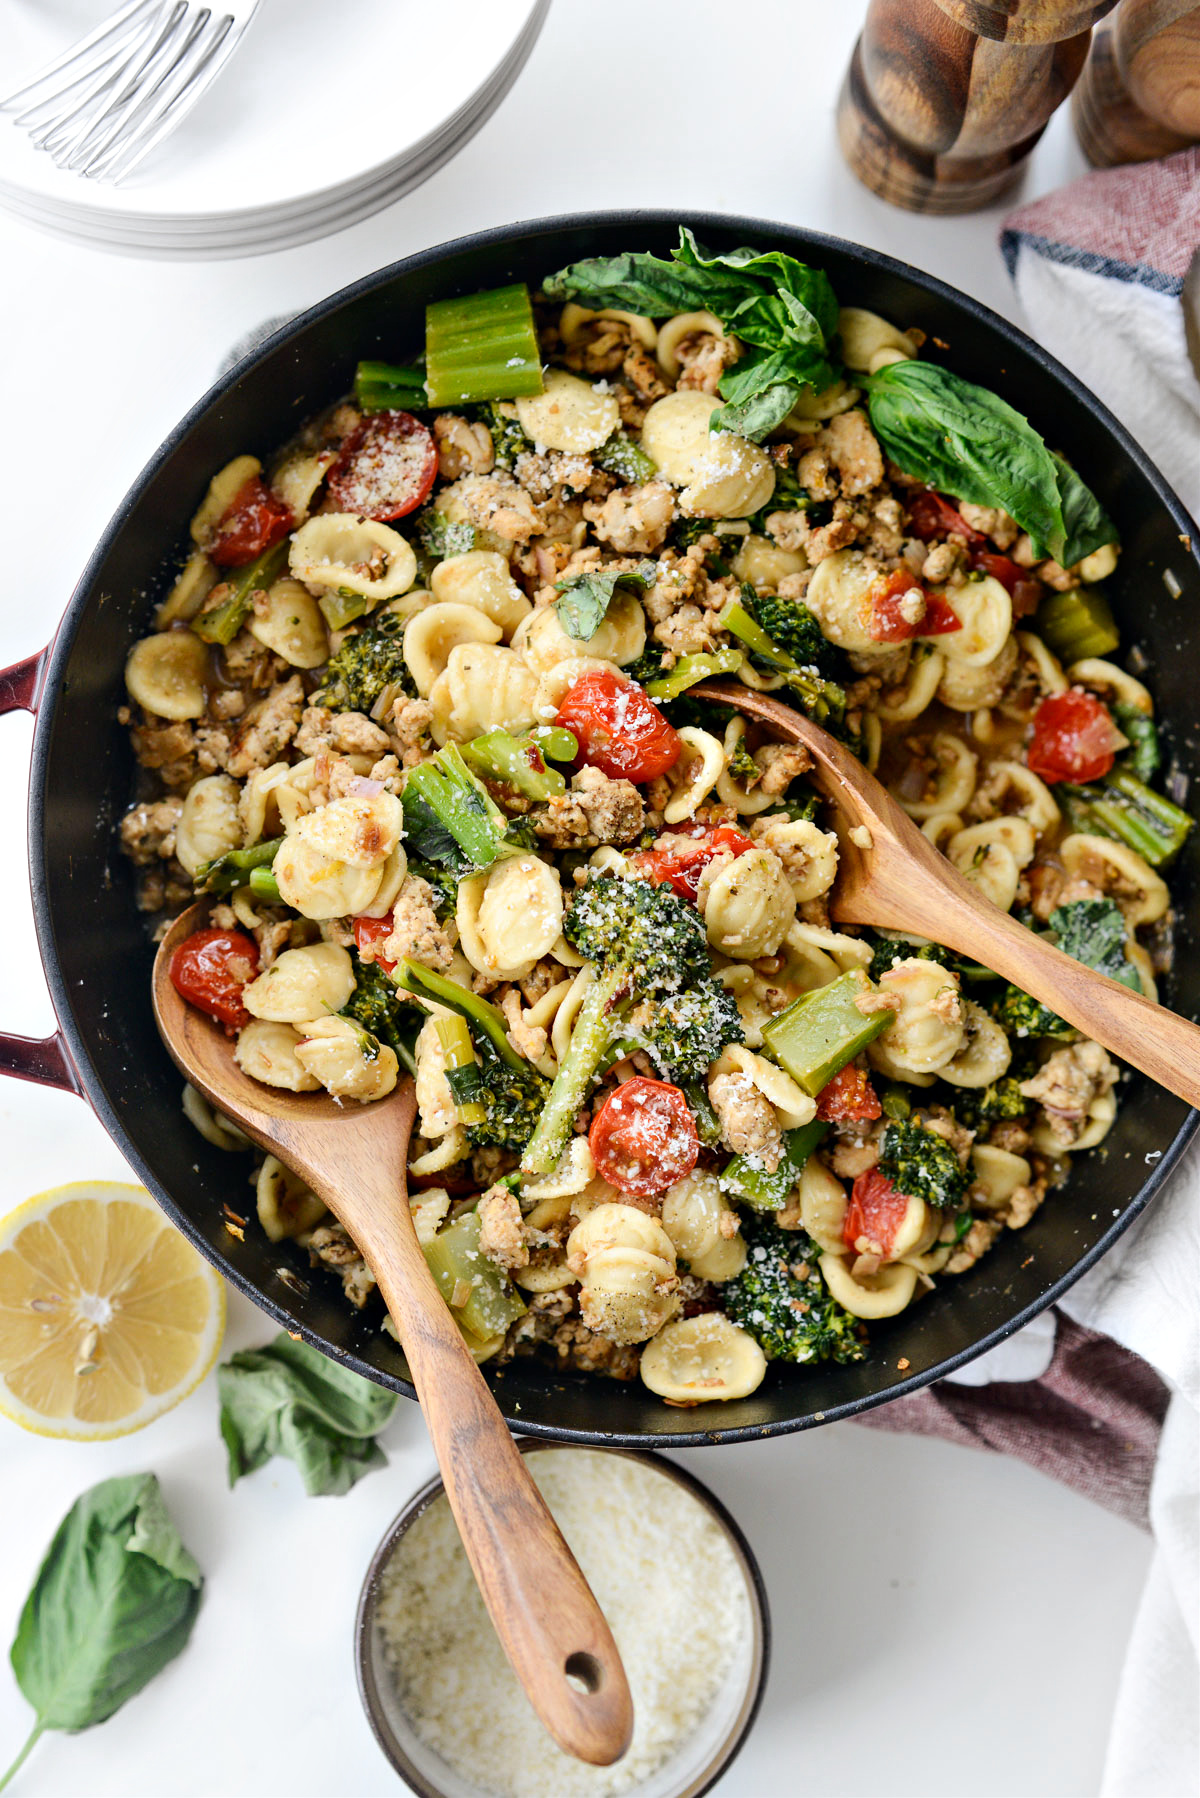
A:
[[0, 648, 81, 1095]]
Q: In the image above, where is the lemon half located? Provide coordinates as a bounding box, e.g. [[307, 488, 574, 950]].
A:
[[0, 1182, 225, 1439]]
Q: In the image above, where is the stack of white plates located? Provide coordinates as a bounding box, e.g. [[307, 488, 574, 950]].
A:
[[0, 0, 549, 258]]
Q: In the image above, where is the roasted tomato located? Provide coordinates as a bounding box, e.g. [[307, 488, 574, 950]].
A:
[[589, 1077, 699, 1198], [864, 570, 961, 643], [208, 476, 293, 568], [906, 487, 984, 548], [169, 928, 259, 1033], [353, 912, 395, 974], [554, 670, 681, 782], [971, 550, 1042, 618], [817, 1064, 882, 1123], [326, 410, 438, 521], [1028, 689, 1117, 785], [843, 1167, 910, 1257], [631, 822, 756, 901]]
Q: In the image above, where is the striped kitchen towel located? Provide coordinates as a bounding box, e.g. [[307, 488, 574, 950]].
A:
[[1000, 145, 1200, 520]]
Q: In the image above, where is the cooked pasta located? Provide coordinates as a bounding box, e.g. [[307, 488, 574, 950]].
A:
[[122, 248, 1181, 1403]]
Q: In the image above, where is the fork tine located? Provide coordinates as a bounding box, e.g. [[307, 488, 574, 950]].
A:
[[102, 16, 239, 183], [0, 0, 160, 113], [63, 3, 194, 173]]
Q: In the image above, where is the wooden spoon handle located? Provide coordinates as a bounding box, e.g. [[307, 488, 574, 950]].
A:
[[934, 881, 1200, 1107], [310, 1100, 633, 1768]]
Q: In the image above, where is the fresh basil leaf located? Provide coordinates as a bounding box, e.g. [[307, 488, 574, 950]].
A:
[[7, 1473, 202, 1781], [544, 229, 839, 440], [866, 360, 1067, 557], [397, 788, 473, 875], [554, 561, 656, 640], [1051, 452, 1117, 567], [217, 1333, 397, 1498]]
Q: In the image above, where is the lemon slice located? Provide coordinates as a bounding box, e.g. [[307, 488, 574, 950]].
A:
[[0, 1181, 225, 1440]]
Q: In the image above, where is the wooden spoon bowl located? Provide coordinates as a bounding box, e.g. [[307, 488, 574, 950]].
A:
[[692, 682, 1200, 1108], [153, 904, 633, 1769]]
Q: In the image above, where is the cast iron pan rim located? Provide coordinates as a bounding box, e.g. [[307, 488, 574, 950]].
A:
[[25, 208, 1200, 1444]]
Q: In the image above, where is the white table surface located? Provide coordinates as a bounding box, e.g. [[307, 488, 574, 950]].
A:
[[0, 3, 1155, 1794]]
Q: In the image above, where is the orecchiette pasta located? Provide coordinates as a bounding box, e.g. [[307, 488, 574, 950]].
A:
[[715, 1045, 816, 1129], [701, 846, 795, 959], [869, 959, 964, 1075], [174, 774, 242, 877], [663, 726, 725, 824], [289, 514, 417, 603], [241, 943, 355, 1024], [190, 455, 259, 545], [730, 532, 807, 589], [430, 551, 531, 636], [516, 368, 622, 453], [156, 550, 217, 627], [937, 635, 1018, 711], [937, 575, 1012, 666], [1060, 833, 1169, 925], [939, 1001, 1012, 1088], [233, 1020, 321, 1092], [247, 578, 329, 668], [818, 1254, 919, 1319], [639, 1313, 766, 1403], [125, 631, 210, 721], [566, 1203, 679, 1345], [970, 1144, 1032, 1210], [429, 642, 539, 742], [805, 549, 895, 656], [654, 310, 731, 380], [294, 1015, 399, 1102], [784, 379, 860, 423], [414, 1014, 457, 1139], [456, 855, 564, 980], [256, 1155, 327, 1242], [640, 390, 776, 518], [559, 302, 657, 352], [894, 733, 978, 821], [874, 643, 944, 723], [1066, 656, 1153, 714], [797, 1157, 849, 1254], [269, 448, 336, 520], [714, 718, 776, 817], [750, 816, 839, 902], [181, 1083, 253, 1150], [404, 602, 503, 695], [837, 306, 918, 372], [660, 1170, 746, 1282], [949, 816, 1036, 872], [967, 761, 1060, 836], [512, 589, 645, 672]]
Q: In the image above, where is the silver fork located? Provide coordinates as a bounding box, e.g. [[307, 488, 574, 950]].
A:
[[1, 0, 261, 185]]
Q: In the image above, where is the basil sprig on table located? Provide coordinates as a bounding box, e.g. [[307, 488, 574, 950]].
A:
[[544, 228, 840, 439], [3, 1475, 202, 1792], [863, 360, 1116, 568], [218, 1332, 397, 1498], [554, 560, 658, 640]]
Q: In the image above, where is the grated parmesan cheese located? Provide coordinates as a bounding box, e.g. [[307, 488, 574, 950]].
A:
[[375, 1449, 754, 1798]]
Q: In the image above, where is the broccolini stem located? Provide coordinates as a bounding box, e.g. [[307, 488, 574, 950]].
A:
[[317, 587, 371, 632], [1061, 768, 1192, 867], [193, 836, 282, 894], [192, 541, 289, 646], [436, 1015, 488, 1126], [424, 284, 544, 408], [402, 742, 517, 871], [248, 866, 280, 902], [354, 360, 428, 413], [460, 728, 576, 801], [520, 969, 623, 1176], [394, 959, 525, 1072], [645, 647, 744, 701]]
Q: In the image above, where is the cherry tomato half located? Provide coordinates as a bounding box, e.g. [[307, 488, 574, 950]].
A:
[[353, 912, 396, 974], [209, 476, 294, 568], [554, 670, 681, 783], [843, 1167, 910, 1257], [1028, 689, 1117, 785], [864, 570, 961, 643], [327, 410, 438, 521], [817, 1064, 881, 1123], [630, 823, 756, 901], [906, 488, 984, 549], [169, 928, 259, 1034], [589, 1077, 699, 1199]]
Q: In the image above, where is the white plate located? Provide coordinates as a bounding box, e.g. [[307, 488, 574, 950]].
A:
[[0, 0, 546, 247]]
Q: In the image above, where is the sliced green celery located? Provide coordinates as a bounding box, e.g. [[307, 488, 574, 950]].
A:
[[192, 541, 289, 645], [761, 970, 895, 1096], [722, 1120, 828, 1211], [425, 284, 544, 407], [423, 1212, 525, 1342], [1035, 586, 1119, 664], [354, 360, 427, 413]]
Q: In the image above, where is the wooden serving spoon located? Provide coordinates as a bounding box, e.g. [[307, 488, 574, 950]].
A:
[[153, 904, 633, 1769], [692, 682, 1200, 1108]]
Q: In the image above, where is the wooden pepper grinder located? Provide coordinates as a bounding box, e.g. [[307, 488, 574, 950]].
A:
[[837, 0, 1117, 213], [1072, 0, 1200, 165]]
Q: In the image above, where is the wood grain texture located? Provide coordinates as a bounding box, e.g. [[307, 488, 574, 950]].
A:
[[1073, 0, 1200, 162], [152, 906, 634, 1770], [838, 0, 1093, 213], [692, 684, 1200, 1109], [938, 0, 1117, 43]]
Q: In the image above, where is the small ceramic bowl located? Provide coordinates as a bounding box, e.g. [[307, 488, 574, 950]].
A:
[[355, 1441, 770, 1798]]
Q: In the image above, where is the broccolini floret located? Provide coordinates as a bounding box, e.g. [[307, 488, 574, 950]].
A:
[[717, 590, 847, 728], [943, 1076, 1028, 1130], [867, 934, 955, 983], [877, 1119, 968, 1210], [750, 591, 842, 681], [312, 611, 415, 715], [994, 895, 1142, 1038], [723, 1215, 866, 1365], [341, 955, 422, 1068], [520, 874, 743, 1174], [396, 959, 550, 1153]]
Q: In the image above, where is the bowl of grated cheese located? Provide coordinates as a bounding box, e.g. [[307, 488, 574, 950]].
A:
[[356, 1443, 770, 1798]]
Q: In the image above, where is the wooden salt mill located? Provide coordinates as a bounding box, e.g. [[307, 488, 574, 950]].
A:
[[1072, 0, 1200, 164], [837, 0, 1117, 212]]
